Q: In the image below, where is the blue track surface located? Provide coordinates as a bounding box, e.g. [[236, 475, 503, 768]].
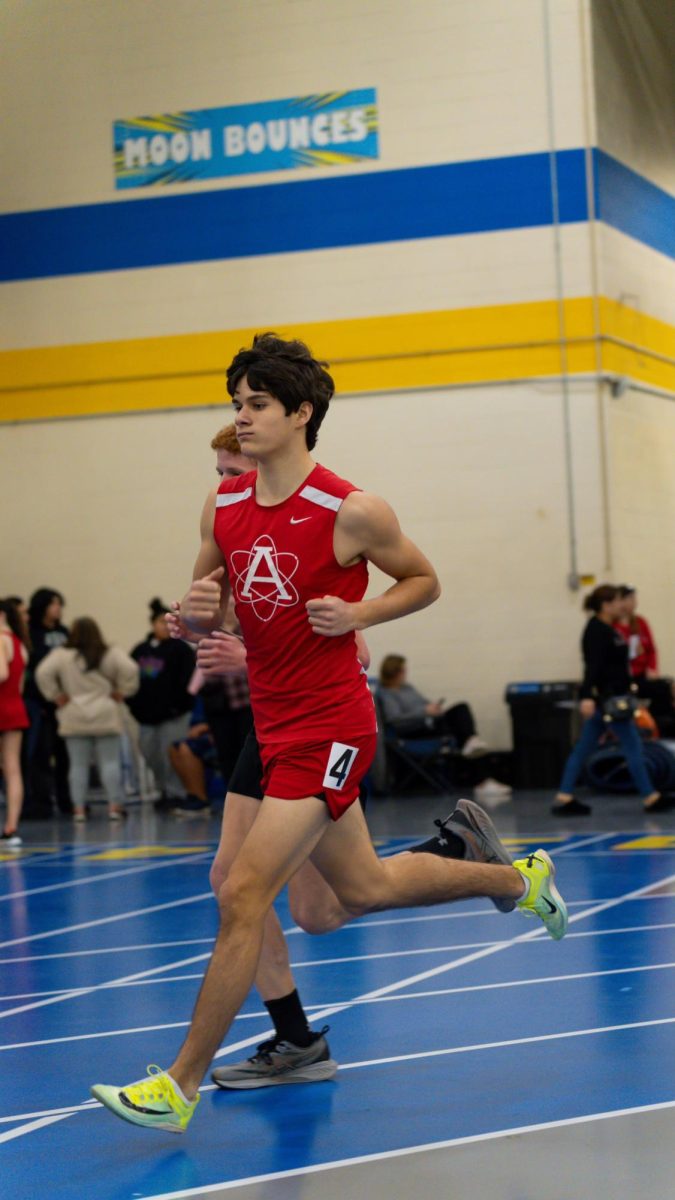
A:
[[2, 831, 674, 1198]]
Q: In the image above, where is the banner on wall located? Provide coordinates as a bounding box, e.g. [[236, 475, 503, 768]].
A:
[[113, 90, 378, 189]]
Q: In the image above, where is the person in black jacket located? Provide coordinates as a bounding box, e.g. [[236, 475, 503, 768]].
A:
[[553, 584, 670, 816], [23, 587, 72, 817], [127, 599, 196, 806]]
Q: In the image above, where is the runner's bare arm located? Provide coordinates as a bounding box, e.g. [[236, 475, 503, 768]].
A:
[[306, 491, 440, 637], [179, 488, 232, 634]]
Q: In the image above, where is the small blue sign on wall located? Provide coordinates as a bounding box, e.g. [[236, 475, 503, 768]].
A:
[[113, 90, 379, 189]]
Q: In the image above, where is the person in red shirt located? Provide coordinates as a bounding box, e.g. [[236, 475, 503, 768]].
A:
[[92, 333, 568, 1134], [614, 586, 658, 681], [0, 598, 30, 846], [615, 585, 675, 735]]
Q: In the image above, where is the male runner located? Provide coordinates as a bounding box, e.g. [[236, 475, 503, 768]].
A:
[[92, 333, 567, 1132], [189, 424, 520, 1089]]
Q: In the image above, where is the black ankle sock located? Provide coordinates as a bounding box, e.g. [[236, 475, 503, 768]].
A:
[[265, 989, 314, 1047], [409, 830, 466, 859]]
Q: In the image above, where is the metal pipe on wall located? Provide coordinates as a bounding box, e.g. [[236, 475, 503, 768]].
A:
[[542, 0, 581, 591]]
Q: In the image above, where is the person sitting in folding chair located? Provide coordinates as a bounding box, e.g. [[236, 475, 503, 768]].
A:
[[376, 654, 511, 800], [376, 654, 486, 752]]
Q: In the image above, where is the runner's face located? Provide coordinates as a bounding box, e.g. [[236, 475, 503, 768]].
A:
[[232, 376, 309, 457], [215, 448, 251, 478]]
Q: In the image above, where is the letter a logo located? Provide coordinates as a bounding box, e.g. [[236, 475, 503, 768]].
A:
[[242, 545, 292, 600], [231, 535, 300, 622]]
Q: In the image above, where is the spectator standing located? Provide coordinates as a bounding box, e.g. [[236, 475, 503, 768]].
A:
[[614, 583, 675, 730], [25, 587, 71, 817], [0, 599, 30, 846], [35, 618, 139, 821], [127, 600, 195, 807], [614, 586, 659, 682], [553, 585, 671, 815]]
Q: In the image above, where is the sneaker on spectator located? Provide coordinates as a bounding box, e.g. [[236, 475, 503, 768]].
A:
[[461, 735, 489, 758], [474, 778, 512, 806], [175, 794, 210, 815]]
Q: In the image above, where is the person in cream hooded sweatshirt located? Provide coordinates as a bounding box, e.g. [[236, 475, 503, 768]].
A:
[[36, 617, 139, 821]]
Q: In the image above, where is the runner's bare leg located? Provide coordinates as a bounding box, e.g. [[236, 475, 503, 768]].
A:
[[170, 794, 524, 1097]]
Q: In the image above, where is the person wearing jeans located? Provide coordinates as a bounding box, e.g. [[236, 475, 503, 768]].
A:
[[67, 734, 128, 821], [553, 584, 671, 816]]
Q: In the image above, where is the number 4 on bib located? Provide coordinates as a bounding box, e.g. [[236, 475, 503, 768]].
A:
[[323, 742, 359, 791]]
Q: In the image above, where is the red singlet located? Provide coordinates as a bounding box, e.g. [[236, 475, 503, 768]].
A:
[[213, 463, 376, 749], [0, 633, 29, 732]]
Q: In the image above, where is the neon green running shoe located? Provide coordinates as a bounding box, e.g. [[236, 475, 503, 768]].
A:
[[513, 849, 568, 940], [91, 1065, 199, 1133]]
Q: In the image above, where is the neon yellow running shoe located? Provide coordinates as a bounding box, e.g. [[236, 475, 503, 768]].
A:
[[513, 849, 568, 940], [91, 1065, 199, 1133]]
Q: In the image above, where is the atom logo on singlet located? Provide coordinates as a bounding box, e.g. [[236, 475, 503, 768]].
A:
[[230, 535, 300, 622]]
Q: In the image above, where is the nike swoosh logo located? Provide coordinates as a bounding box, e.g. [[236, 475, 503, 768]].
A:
[[120, 1092, 168, 1116], [290, 517, 311, 524], [543, 897, 557, 915]]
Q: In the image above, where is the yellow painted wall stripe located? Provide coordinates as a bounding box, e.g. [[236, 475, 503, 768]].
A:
[[0, 298, 672, 422]]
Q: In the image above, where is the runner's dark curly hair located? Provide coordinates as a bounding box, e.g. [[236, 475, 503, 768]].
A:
[[226, 332, 335, 451]]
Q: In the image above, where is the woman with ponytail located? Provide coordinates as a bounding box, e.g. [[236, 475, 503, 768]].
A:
[[553, 585, 672, 815], [127, 599, 196, 809]]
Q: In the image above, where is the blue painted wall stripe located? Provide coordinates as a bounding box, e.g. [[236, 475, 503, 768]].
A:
[[595, 150, 674, 260], [0, 150, 671, 283], [0, 150, 587, 282]]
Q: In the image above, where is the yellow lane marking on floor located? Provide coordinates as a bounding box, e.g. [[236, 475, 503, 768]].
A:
[[83, 846, 212, 861], [0, 848, 60, 862], [614, 836, 675, 851]]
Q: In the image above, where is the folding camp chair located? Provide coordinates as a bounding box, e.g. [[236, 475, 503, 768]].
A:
[[373, 694, 457, 797]]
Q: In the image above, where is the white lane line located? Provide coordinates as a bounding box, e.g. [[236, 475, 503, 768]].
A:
[[5, 918, 675, 1015], [4, 960, 675, 1052], [0, 1020, 192, 1051], [339, 1015, 675, 1070], [140, 1098, 675, 1199], [7, 875, 675, 1024], [4, 862, 674, 1147], [211, 867, 675, 1062], [285, 921, 675, 968], [4, 915, 675, 1019], [0, 843, 107, 873], [0, 937, 216, 963], [551, 831, 617, 853], [0, 1102, 98, 1126], [0, 851, 212, 903], [3, 1012, 675, 1135], [2, 892, 671, 963], [0, 950, 212, 1021], [0, 891, 213, 950], [0, 1113, 75, 1144]]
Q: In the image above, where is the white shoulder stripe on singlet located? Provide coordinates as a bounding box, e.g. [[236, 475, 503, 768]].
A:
[[216, 488, 253, 508], [299, 484, 343, 512]]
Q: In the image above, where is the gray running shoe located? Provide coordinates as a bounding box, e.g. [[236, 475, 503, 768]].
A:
[[428, 798, 516, 913], [211, 1028, 337, 1090]]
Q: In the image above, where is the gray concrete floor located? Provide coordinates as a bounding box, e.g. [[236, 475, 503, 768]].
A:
[[212, 1105, 675, 1200]]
